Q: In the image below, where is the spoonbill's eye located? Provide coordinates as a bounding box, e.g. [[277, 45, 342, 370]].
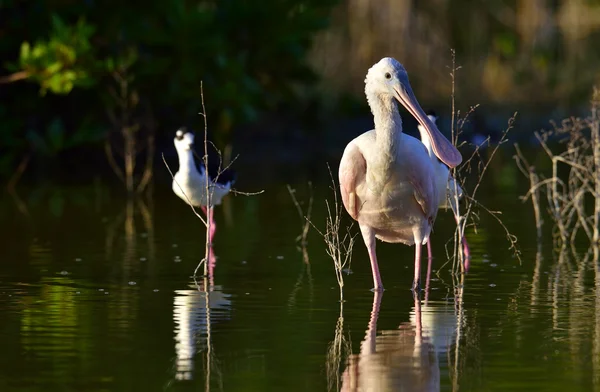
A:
[[384, 72, 392, 80]]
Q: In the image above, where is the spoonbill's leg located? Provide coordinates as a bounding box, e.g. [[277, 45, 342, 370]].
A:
[[426, 240, 433, 278], [425, 239, 433, 300], [412, 290, 423, 356], [360, 224, 383, 291], [413, 242, 422, 291], [363, 290, 383, 355]]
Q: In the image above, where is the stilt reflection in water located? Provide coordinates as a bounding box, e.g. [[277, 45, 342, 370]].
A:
[[172, 279, 231, 382]]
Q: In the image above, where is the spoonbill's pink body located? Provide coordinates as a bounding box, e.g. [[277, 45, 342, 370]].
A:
[[338, 57, 462, 291]]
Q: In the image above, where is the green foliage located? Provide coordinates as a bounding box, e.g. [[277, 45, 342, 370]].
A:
[[0, 1, 338, 176], [10, 14, 101, 95]]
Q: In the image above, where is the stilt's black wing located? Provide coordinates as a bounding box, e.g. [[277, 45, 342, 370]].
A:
[[199, 160, 236, 186]]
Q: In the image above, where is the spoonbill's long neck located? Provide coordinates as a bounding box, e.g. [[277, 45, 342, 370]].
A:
[[368, 92, 402, 155], [177, 147, 198, 174]]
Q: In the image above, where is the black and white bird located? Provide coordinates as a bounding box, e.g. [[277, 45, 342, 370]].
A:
[[172, 128, 236, 242]]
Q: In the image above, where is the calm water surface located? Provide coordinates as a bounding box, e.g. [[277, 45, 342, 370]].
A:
[[1, 173, 599, 391]]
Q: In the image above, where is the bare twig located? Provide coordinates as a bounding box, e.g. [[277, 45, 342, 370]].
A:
[[307, 164, 356, 302], [0, 70, 29, 84], [514, 87, 600, 248], [199, 81, 212, 277], [465, 195, 521, 260], [326, 301, 352, 392], [104, 139, 126, 183], [286, 182, 314, 246], [162, 153, 207, 226], [446, 49, 521, 272], [6, 152, 31, 191]]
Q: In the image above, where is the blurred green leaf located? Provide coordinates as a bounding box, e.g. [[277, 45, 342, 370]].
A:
[[20, 42, 31, 61]]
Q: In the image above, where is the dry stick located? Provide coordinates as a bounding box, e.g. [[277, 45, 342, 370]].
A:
[[136, 125, 155, 194], [164, 85, 263, 279], [191, 145, 264, 197], [442, 109, 521, 273], [517, 106, 600, 248], [514, 144, 543, 237], [0, 70, 29, 84], [124, 125, 137, 193], [448, 50, 462, 271], [465, 195, 521, 261], [286, 182, 314, 246], [6, 152, 31, 191], [162, 154, 208, 226], [170, 83, 263, 280], [461, 114, 520, 256], [285, 182, 315, 310], [591, 91, 600, 243], [325, 300, 351, 392], [204, 277, 212, 392], [307, 164, 356, 303], [105, 139, 126, 183], [448, 49, 466, 272], [446, 50, 502, 272], [199, 81, 212, 278]]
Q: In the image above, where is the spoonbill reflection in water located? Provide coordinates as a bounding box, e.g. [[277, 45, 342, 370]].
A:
[[339, 57, 462, 291], [417, 111, 471, 280], [172, 128, 235, 243], [341, 293, 459, 392]]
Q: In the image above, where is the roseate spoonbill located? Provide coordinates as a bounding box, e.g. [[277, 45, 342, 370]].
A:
[[172, 128, 235, 242], [417, 111, 471, 281], [338, 57, 462, 291]]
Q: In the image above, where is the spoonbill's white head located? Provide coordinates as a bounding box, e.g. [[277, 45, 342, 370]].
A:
[[174, 128, 194, 151], [365, 57, 462, 168]]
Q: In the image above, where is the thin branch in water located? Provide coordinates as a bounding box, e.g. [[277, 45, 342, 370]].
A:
[[514, 88, 600, 248], [286, 182, 314, 246], [199, 81, 212, 277], [446, 48, 520, 272], [325, 301, 352, 392], [306, 164, 356, 302], [162, 153, 207, 226]]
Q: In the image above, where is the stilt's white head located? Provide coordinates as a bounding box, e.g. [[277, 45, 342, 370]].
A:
[[365, 57, 462, 168], [418, 111, 439, 153], [174, 128, 194, 151]]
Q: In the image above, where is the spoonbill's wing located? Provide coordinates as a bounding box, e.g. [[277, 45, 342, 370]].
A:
[[407, 153, 438, 225], [339, 143, 366, 220]]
